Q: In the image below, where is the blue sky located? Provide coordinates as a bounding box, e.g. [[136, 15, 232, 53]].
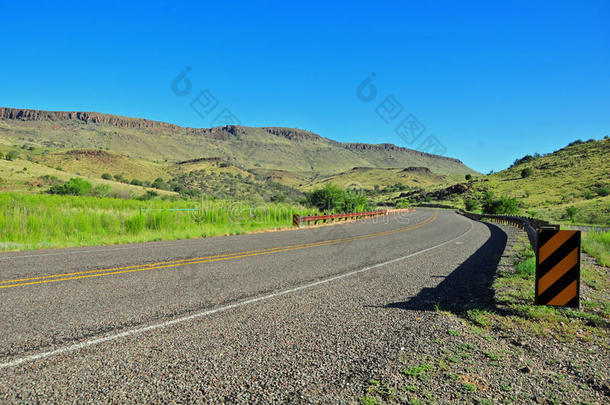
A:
[[1, 1, 608, 173]]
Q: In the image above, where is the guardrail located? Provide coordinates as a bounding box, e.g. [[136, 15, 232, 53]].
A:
[[293, 210, 388, 227], [457, 210, 580, 308]]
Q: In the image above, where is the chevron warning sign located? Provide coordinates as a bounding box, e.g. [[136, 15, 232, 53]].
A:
[[535, 229, 581, 308], [293, 214, 300, 227]]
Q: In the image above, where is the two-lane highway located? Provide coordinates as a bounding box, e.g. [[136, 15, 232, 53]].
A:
[[0, 209, 503, 402]]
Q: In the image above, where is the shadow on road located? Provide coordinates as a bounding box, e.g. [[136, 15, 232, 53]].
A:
[[385, 222, 508, 314]]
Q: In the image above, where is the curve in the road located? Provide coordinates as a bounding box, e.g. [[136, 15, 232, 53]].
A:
[[0, 214, 472, 371], [0, 213, 437, 290]]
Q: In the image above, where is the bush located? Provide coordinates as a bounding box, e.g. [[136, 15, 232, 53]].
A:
[[101, 173, 113, 180], [567, 139, 584, 147], [48, 178, 93, 196], [482, 192, 519, 215], [597, 186, 610, 197], [521, 167, 534, 178], [465, 174, 472, 181], [464, 198, 479, 211], [151, 177, 170, 190], [396, 199, 410, 208], [130, 179, 143, 186], [91, 184, 111, 197], [307, 183, 370, 213], [565, 206, 578, 223], [137, 190, 158, 201], [270, 192, 286, 203], [5, 151, 17, 161]]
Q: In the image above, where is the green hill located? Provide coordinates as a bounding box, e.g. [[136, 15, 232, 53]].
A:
[[395, 138, 609, 225]]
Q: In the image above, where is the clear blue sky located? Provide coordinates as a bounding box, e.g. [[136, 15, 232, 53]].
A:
[[1, 1, 608, 173]]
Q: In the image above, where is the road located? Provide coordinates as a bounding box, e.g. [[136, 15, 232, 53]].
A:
[[0, 208, 508, 402]]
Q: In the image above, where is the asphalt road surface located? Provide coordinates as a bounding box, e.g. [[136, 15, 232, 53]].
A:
[[0, 208, 507, 403]]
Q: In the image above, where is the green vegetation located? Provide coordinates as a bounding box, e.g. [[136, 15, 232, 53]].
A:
[[0, 113, 477, 179], [0, 193, 316, 251], [48, 177, 93, 196], [306, 183, 371, 213], [565, 206, 578, 223], [402, 363, 434, 378], [464, 198, 479, 212], [481, 192, 519, 215], [520, 167, 533, 178], [469, 237, 609, 341], [395, 199, 410, 208], [390, 138, 609, 225], [582, 230, 610, 267]]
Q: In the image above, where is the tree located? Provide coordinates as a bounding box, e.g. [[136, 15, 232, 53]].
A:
[[306, 183, 370, 213], [48, 178, 93, 196], [307, 183, 345, 212], [521, 167, 534, 178]]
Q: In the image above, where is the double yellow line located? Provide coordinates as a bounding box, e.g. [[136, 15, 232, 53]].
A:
[[0, 214, 436, 290]]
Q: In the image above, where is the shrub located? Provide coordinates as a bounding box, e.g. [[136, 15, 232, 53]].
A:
[[464, 198, 479, 211], [5, 151, 17, 161], [48, 178, 93, 196], [137, 190, 159, 201], [565, 206, 578, 223], [91, 184, 111, 197], [482, 192, 519, 215], [101, 173, 113, 180], [270, 192, 286, 203], [130, 179, 143, 186], [597, 186, 610, 197], [151, 177, 170, 190], [521, 167, 534, 178], [396, 199, 410, 209], [567, 139, 584, 147], [465, 174, 472, 181], [307, 183, 370, 213]]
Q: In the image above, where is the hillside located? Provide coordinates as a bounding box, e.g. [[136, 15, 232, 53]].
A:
[[0, 107, 478, 179], [394, 138, 610, 224]]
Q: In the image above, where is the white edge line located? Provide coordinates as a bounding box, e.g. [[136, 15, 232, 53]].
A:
[[0, 218, 473, 371]]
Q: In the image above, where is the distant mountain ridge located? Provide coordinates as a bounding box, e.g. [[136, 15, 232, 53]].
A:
[[0, 107, 476, 177]]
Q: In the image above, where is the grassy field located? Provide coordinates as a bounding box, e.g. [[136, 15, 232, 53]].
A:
[[582, 230, 610, 267], [0, 193, 317, 251], [0, 154, 176, 198]]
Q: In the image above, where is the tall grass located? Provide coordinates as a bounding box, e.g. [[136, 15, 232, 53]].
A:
[[582, 230, 610, 267], [0, 193, 317, 251]]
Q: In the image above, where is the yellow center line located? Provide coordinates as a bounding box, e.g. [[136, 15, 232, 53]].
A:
[[0, 214, 436, 290]]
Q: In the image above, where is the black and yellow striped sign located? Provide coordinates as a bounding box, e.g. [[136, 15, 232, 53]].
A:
[[535, 229, 580, 307], [293, 214, 300, 227]]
